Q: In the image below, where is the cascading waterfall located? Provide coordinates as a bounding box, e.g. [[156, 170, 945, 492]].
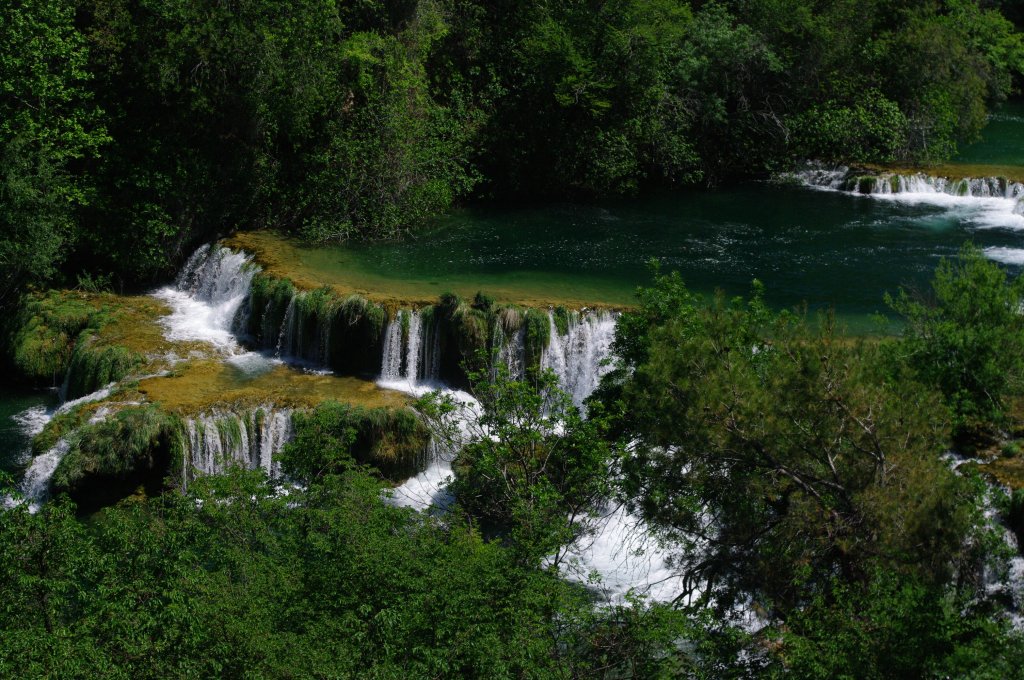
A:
[[792, 164, 1024, 200], [786, 163, 1024, 249], [154, 244, 259, 351], [788, 164, 1024, 234], [493, 320, 527, 380], [182, 407, 294, 489], [379, 309, 438, 386], [380, 311, 406, 381], [18, 239, 684, 604], [542, 310, 618, 408], [7, 384, 116, 511]]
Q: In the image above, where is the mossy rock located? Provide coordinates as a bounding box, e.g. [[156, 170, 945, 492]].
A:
[[856, 176, 877, 194], [11, 291, 98, 386], [247, 273, 296, 345], [328, 295, 388, 376], [50, 404, 181, 512], [64, 335, 143, 401], [522, 308, 551, 372]]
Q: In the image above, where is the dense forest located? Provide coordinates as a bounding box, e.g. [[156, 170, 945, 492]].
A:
[[6, 248, 1024, 676], [6, 0, 1024, 677], [3, 0, 1024, 312]]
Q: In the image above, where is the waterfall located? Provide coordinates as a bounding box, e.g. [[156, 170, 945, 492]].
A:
[[380, 311, 404, 381], [541, 310, 617, 407], [791, 165, 1024, 199], [17, 439, 70, 510], [493, 320, 527, 380], [276, 296, 299, 359], [8, 384, 117, 511], [406, 310, 423, 383], [154, 245, 258, 351], [787, 164, 1024, 232], [379, 310, 437, 386], [182, 407, 294, 489]]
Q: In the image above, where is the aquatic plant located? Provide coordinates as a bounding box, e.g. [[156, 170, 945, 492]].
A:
[[247, 273, 296, 344], [64, 335, 142, 400], [522, 308, 551, 372]]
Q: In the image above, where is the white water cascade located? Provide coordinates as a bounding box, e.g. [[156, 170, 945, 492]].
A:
[[7, 384, 117, 511], [542, 310, 618, 407], [377, 305, 682, 604], [153, 244, 259, 353], [182, 408, 294, 489], [789, 164, 1024, 231], [380, 310, 424, 384], [152, 245, 299, 484], [378, 310, 438, 387]]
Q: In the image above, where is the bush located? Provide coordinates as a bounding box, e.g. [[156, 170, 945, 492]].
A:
[[887, 244, 1024, 440]]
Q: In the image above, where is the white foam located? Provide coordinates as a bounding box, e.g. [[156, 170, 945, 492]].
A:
[[984, 247, 1024, 265], [152, 245, 257, 355], [791, 166, 1024, 231], [552, 502, 684, 604], [13, 405, 50, 441], [7, 383, 119, 511], [152, 287, 246, 353], [16, 439, 70, 511], [541, 310, 617, 408]]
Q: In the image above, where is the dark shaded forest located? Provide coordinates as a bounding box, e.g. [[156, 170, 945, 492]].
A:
[[3, 0, 1024, 309]]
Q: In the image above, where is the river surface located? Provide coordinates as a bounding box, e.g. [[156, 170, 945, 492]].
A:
[[954, 101, 1024, 167], [0, 387, 55, 476], [263, 102, 1024, 326], [333, 183, 1022, 324]]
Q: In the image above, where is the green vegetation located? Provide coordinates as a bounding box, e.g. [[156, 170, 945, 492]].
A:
[[586, 251, 1024, 675], [7, 248, 1024, 674], [4, 0, 1024, 320], [283, 402, 430, 481], [0, 447, 685, 678], [6, 0, 1024, 674], [419, 364, 613, 562], [8, 290, 152, 394], [51, 405, 180, 510], [887, 243, 1024, 441], [9, 292, 98, 386]]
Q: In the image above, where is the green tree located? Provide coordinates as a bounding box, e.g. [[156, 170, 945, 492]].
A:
[[0, 0, 107, 310], [600, 272, 980, 615], [418, 364, 614, 563], [887, 243, 1024, 440]]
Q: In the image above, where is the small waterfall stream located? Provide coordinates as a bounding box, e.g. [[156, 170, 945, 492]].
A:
[[154, 244, 258, 352], [8, 384, 116, 510], [182, 408, 294, 489], [541, 310, 617, 408], [378, 309, 440, 387], [790, 165, 1024, 232]]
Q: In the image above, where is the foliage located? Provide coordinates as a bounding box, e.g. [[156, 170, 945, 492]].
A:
[[63, 335, 142, 400], [598, 271, 983, 616], [418, 363, 614, 563], [0, 0, 107, 311], [281, 401, 430, 481], [50, 405, 178, 507], [769, 568, 1024, 679], [0, 467, 686, 677], [9, 291, 98, 386], [887, 243, 1024, 440]]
